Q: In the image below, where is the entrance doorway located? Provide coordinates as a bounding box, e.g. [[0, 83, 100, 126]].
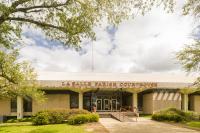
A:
[[96, 99, 102, 110], [104, 99, 110, 110], [111, 99, 117, 110]]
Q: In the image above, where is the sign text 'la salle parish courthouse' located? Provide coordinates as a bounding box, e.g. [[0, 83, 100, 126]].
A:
[[62, 82, 157, 87]]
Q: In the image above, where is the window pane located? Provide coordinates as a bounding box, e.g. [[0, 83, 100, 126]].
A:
[[11, 97, 17, 112], [117, 96, 121, 110], [24, 98, 32, 112], [70, 95, 79, 108]]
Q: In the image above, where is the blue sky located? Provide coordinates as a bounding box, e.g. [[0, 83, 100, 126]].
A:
[[17, 0, 200, 75]]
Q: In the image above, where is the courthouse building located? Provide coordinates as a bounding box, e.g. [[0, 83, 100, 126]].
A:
[[0, 71, 200, 119]]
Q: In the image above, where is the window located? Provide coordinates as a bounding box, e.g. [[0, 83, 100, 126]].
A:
[[23, 98, 32, 112], [70, 95, 79, 108], [11, 97, 17, 112]]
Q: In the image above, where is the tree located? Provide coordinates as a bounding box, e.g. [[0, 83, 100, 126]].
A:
[[173, 0, 200, 88], [174, 38, 200, 88], [0, 46, 46, 103], [0, 0, 175, 50]]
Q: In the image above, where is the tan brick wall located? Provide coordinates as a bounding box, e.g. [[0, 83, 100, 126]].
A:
[[143, 94, 153, 114], [143, 93, 181, 114], [153, 93, 181, 113], [32, 94, 70, 114], [191, 95, 200, 114], [0, 99, 11, 116]]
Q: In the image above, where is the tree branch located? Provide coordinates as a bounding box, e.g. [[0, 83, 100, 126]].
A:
[[16, 0, 71, 13], [11, 0, 31, 9], [0, 63, 17, 85], [5, 17, 68, 32]]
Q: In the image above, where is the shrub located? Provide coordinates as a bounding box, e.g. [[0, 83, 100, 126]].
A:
[[152, 107, 199, 122], [32, 108, 91, 125], [6, 119, 19, 123], [89, 114, 99, 122], [21, 117, 32, 122], [185, 111, 199, 121], [68, 114, 99, 125]]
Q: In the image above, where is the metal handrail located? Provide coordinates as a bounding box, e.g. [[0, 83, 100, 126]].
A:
[[122, 106, 139, 113], [121, 106, 139, 122], [111, 108, 125, 122], [126, 110, 138, 122]]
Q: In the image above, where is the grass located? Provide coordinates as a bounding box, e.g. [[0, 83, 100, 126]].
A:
[[0, 124, 91, 133], [139, 114, 152, 118], [180, 121, 200, 129]]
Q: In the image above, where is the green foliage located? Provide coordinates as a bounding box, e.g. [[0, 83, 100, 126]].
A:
[[0, 46, 46, 104], [68, 114, 99, 125], [6, 119, 19, 123], [0, 0, 176, 50], [20, 117, 32, 122], [32, 108, 91, 125], [6, 117, 32, 123], [152, 107, 200, 122], [185, 111, 199, 121]]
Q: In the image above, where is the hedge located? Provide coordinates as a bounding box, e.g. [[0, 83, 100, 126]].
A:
[[68, 114, 99, 125], [32, 108, 91, 125], [152, 107, 200, 122]]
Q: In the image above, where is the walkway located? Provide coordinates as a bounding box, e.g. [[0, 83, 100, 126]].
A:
[[99, 118, 200, 133]]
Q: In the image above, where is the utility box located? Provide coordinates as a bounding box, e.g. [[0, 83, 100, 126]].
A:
[[0, 116, 7, 123]]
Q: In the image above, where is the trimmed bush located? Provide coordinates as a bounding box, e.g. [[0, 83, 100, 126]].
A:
[[185, 111, 199, 121], [152, 107, 199, 122], [32, 108, 91, 125], [68, 114, 99, 125], [6, 119, 19, 123]]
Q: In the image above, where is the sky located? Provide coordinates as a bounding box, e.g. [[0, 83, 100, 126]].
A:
[[17, 0, 200, 75]]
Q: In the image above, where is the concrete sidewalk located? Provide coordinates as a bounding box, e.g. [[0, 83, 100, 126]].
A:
[[99, 118, 200, 133]]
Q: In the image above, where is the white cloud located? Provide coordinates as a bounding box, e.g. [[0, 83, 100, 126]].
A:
[[18, 1, 200, 75]]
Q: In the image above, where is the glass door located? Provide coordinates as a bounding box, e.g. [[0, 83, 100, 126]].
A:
[[111, 99, 117, 110], [96, 99, 102, 110], [104, 99, 110, 110]]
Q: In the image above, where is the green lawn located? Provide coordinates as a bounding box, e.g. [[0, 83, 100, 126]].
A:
[[139, 114, 152, 118], [181, 121, 200, 129], [0, 124, 91, 133]]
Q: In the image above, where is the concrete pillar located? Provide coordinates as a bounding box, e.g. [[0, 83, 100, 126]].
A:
[[79, 92, 83, 109], [17, 96, 23, 120], [182, 94, 188, 111], [132, 93, 138, 108]]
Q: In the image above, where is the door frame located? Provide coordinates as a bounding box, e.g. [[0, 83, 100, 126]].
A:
[[111, 99, 117, 110], [96, 99, 102, 110], [104, 99, 110, 110]]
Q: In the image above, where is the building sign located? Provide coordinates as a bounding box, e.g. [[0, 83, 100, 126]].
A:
[[62, 82, 157, 87]]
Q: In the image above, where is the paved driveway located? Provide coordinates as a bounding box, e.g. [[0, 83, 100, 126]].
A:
[[99, 118, 200, 133]]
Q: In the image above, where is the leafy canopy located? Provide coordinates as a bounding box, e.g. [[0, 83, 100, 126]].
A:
[[0, 46, 46, 104], [173, 0, 200, 88], [0, 0, 176, 50]]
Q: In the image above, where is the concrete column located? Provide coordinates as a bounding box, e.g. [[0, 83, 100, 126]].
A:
[[132, 93, 138, 108], [79, 92, 83, 109], [17, 96, 23, 120], [182, 94, 188, 111]]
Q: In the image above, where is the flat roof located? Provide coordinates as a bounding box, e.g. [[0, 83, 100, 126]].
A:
[[37, 71, 198, 83]]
